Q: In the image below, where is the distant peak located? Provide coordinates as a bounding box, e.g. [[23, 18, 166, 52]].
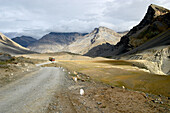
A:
[[49, 32, 79, 35], [93, 26, 117, 34]]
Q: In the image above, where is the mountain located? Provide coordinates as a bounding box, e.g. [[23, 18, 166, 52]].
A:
[[28, 32, 88, 53], [68, 26, 124, 54], [3, 32, 22, 39], [85, 4, 170, 75], [28, 27, 124, 54], [0, 32, 35, 55], [12, 36, 37, 47], [86, 4, 170, 57]]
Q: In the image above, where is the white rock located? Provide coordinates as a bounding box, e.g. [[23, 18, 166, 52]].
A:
[[122, 86, 125, 89], [80, 89, 84, 96], [77, 75, 80, 79], [74, 71, 77, 75], [73, 77, 77, 82]]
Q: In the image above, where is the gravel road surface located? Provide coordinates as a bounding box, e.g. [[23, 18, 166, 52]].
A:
[[0, 67, 65, 113]]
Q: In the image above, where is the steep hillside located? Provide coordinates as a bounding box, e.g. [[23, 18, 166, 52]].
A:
[[68, 26, 124, 54], [0, 32, 35, 55], [28, 32, 87, 53], [86, 4, 170, 57], [12, 36, 37, 47], [0, 33, 29, 50]]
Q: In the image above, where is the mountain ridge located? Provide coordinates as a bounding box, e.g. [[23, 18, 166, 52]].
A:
[[28, 27, 124, 54], [12, 36, 37, 47]]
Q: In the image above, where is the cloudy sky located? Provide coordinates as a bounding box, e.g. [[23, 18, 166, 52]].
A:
[[0, 0, 169, 39]]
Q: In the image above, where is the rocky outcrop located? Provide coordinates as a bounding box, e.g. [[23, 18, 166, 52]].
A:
[[0, 53, 13, 61], [12, 36, 37, 47], [28, 32, 87, 53], [121, 46, 170, 75]]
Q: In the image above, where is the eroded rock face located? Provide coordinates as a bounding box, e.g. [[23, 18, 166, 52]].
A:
[[122, 46, 170, 75], [68, 27, 124, 54]]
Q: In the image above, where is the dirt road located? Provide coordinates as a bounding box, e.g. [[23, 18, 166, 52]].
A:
[[0, 67, 66, 113]]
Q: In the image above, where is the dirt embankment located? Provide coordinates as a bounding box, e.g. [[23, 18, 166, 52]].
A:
[[45, 65, 170, 113]]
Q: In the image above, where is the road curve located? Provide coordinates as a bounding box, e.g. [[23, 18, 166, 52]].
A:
[[0, 67, 66, 113]]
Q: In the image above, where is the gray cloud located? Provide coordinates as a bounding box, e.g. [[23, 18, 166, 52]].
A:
[[0, 0, 169, 39]]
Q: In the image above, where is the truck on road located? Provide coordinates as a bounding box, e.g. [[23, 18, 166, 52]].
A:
[[49, 57, 55, 62]]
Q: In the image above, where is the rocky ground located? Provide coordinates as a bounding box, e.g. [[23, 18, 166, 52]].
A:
[[0, 55, 45, 87], [0, 56, 169, 113], [46, 65, 170, 113]]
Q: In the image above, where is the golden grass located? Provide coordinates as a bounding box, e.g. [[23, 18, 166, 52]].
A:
[[57, 60, 170, 97]]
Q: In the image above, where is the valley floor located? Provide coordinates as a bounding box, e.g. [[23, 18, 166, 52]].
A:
[[0, 53, 169, 112], [46, 66, 170, 113]]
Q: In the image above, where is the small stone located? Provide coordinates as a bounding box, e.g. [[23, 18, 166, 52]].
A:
[[81, 79, 85, 82], [159, 101, 163, 104], [111, 86, 114, 89], [158, 97, 161, 101], [74, 71, 77, 75], [80, 89, 85, 96], [97, 102, 102, 105], [100, 105, 106, 108], [122, 86, 125, 89], [141, 92, 147, 98]]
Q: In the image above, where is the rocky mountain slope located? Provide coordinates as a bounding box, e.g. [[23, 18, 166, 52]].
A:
[[0, 32, 35, 55], [28, 32, 87, 53], [12, 36, 37, 47], [28, 27, 124, 54], [121, 46, 170, 75], [85, 4, 170, 75], [68, 26, 124, 54], [86, 4, 170, 57]]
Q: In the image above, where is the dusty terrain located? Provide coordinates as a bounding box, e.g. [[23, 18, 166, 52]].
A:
[[28, 53, 169, 97], [22, 53, 170, 96], [46, 66, 170, 113], [0, 53, 169, 112]]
